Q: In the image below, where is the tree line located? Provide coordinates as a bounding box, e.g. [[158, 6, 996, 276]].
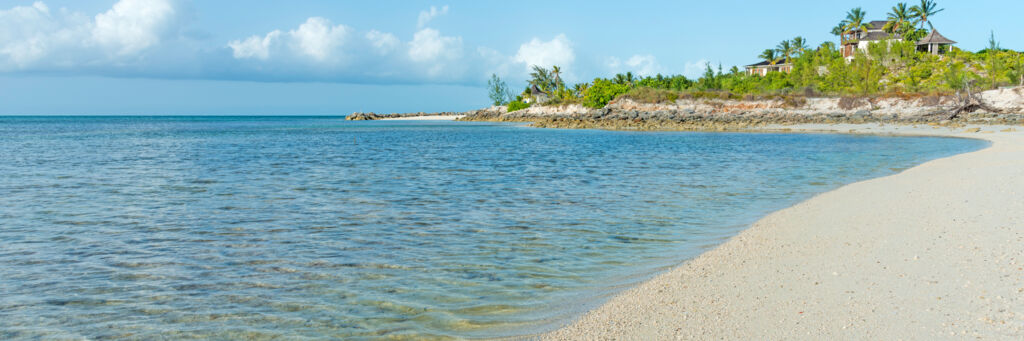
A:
[[488, 0, 1024, 110]]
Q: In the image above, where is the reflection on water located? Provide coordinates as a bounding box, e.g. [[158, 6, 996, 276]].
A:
[[0, 116, 985, 339]]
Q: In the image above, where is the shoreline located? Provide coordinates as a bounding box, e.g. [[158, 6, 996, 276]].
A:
[[536, 123, 1024, 339], [380, 114, 464, 121]]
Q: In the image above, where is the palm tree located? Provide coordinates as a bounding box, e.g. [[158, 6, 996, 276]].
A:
[[551, 65, 563, 89], [910, 0, 944, 30], [529, 65, 555, 92], [844, 7, 870, 39], [776, 40, 794, 64], [792, 37, 809, 56], [759, 49, 779, 65], [831, 21, 850, 38], [573, 83, 589, 97], [613, 73, 627, 85], [885, 3, 915, 37]]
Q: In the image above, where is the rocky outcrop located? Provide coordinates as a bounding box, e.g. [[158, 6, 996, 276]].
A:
[[345, 111, 467, 121], [459, 88, 1024, 131]]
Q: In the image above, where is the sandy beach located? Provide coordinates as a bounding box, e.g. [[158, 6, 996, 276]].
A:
[[381, 115, 465, 121], [542, 124, 1024, 339]]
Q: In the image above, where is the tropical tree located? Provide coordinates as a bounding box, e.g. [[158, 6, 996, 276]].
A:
[[572, 83, 589, 97], [528, 65, 561, 92], [487, 74, 513, 106], [987, 31, 1001, 52], [776, 40, 795, 64], [792, 37, 809, 56], [551, 65, 564, 89], [611, 72, 636, 86], [831, 21, 850, 38], [760, 49, 779, 65], [844, 7, 870, 37], [910, 0, 944, 30], [884, 3, 916, 38]]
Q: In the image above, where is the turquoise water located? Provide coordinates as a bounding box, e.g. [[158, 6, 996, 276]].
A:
[[0, 117, 985, 339]]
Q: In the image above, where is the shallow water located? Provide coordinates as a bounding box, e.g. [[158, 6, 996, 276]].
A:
[[0, 117, 986, 339]]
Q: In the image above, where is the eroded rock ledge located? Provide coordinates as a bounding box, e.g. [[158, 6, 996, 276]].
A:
[[345, 112, 463, 121], [458, 88, 1024, 131]]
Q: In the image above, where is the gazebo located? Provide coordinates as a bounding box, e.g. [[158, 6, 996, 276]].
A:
[[917, 30, 956, 55]]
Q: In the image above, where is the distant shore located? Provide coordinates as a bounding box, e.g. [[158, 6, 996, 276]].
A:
[[381, 115, 464, 121], [539, 124, 1024, 339], [345, 111, 464, 121]]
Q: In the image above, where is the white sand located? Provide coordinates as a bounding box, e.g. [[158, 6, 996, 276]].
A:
[[542, 124, 1024, 339], [381, 115, 465, 121]]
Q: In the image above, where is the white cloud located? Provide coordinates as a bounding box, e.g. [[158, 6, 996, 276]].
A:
[[408, 28, 461, 62], [513, 34, 574, 72], [224, 16, 472, 82], [365, 30, 398, 55], [417, 5, 448, 28], [684, 59, 710, 79], [289, 17, 349, 61], [227, 17, 350, 63], [92, 0, 178, 55], [606, 54, 663, 77], [0, 0, 183, 70], [626, 55, 662, 76], [408, 28, 463, 76], [227, 30, 279, 60]]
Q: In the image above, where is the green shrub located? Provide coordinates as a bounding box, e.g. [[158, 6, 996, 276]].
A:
[[583, 79, 630, 108], [618, 87, 680, 103], [507, 100, 531, 112]]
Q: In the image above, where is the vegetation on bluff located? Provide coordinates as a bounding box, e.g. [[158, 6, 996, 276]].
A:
[[487, 1, 1024, 111]]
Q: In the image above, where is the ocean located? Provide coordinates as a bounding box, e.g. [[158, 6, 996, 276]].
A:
[[0, 116, 986, 339]]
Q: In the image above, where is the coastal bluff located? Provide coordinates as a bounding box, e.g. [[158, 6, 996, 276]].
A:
[[459, 87, 1024, 130]]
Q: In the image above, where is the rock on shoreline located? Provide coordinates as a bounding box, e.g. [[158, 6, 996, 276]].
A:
[[345, 111, 464, 121], [458, 88, 1024, 130]]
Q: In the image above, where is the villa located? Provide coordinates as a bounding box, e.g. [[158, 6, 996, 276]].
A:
[[745, 61, 793, 76], [841, 20, 956, 60], [841, 20, 893, 60]]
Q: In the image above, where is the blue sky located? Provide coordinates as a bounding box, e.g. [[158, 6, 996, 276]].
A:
[[1, 0, 1022, 115]]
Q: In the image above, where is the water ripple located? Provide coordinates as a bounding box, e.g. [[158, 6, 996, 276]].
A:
[[0, 116, 985, 339]]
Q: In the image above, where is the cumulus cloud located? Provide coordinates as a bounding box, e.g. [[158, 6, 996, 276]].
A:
[[408, 28, 461, 62], [224, 17, 469, 83], [513, 34, 574, 72], [92, 0, 178, 55], [684, 59, 710, 79], [289, 17, 349, 61], [417, 5, 448, 28], [607, 54, 663, 77], [365, 30, 398, 55], [0, 0, 183, 70], [0, 3, 606, 86], [227, 30, 278, 60], [228, 17, 349, 63]]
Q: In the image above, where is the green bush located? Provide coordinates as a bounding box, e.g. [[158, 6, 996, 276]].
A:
[[618, 87, 680, 103], [507, 100, 531, 112], [582, 79, 630, 108]]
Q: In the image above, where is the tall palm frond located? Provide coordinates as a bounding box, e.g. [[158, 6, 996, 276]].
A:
[[759, 49, 779, 65], [910, 0, 944, 30], [885, 3, 915, 37], [844, 7, 870, 38]]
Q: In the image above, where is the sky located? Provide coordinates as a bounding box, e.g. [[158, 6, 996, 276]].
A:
[[1, 0, 1022, 115]]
